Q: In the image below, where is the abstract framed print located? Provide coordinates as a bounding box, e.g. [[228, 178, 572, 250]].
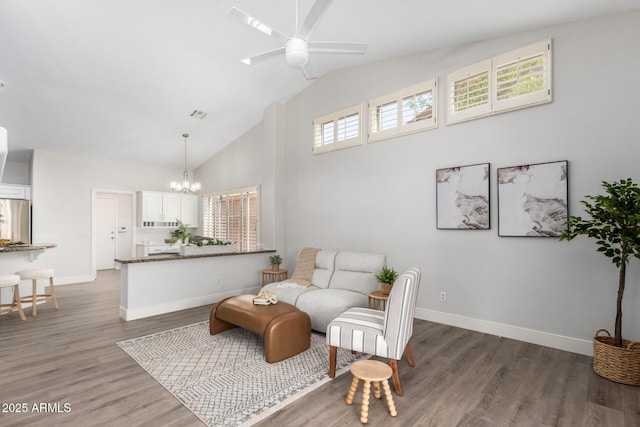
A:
[[497, 160, 568, 237], [436, 163, 490, 230]]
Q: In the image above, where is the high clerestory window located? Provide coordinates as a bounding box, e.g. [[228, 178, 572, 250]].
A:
[[202, 185, 259, 252], [312, 104, 363, 154], [446, 38, 552, 125], [368, 78, 438, 142]]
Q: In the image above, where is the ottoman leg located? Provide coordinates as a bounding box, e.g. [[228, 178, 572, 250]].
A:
[[264, 311, 311, 363], [209, 298, 238, 335]]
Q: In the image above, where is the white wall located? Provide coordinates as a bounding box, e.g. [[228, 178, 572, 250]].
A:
[[2, 160, 30, 185], [196, 11, 640, 354], [31, 149, 181, 283]]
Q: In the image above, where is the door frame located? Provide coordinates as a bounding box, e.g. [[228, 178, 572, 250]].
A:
[[91, 189, 136, 279]]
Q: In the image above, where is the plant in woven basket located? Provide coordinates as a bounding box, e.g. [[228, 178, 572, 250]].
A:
[[375, 267, 399, 295], [560, 179, 640, 348], [269, 254, 283, 271]]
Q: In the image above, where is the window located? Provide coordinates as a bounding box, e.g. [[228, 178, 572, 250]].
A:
[[369, 78, 438, 142], [446, 39, 552, 125], [446, 59, 492, 124], [313, 104, 363, 154], [493, 39, 551, 112], [202, 185, 259, 252]]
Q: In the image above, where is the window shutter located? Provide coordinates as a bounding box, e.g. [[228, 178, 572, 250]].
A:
[[202, 186, 258, 252], [312, 104, 363, 154], [446, 59, 492, 124], [368, 78, 437, 142], [492, 39, 552, 112]]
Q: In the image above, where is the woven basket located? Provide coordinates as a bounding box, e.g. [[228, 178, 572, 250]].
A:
[[593, 329, 640, 386], [380, 283, 393, 295]]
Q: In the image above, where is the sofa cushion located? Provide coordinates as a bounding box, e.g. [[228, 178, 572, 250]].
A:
[[262, 282, 318, 306], [310, 249, 337, 289], [296, 288, 368, 332], [329, 251, 386, 295]]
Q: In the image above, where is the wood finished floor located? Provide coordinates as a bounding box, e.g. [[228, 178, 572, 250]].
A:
[[0, 270, 638, 427]]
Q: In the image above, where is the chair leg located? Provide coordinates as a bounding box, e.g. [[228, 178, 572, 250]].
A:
[[31, 279, 37, 316], [13, 285, 26, 321], [49, 277, 59, 309], [389, 358, 403, 396], [405, 342, 415, 367], [329, 345, 337, 378]]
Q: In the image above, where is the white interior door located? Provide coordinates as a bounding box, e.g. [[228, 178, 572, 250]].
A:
[[97, 196, 117, 270]]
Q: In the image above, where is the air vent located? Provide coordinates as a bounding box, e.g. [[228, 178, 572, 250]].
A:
[[190, 110, 207, 119]]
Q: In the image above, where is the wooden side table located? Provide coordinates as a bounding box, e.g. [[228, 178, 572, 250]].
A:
[[346, 360, 397, 423], [368, 290, 389, 311], [262, 269, 288, 286]]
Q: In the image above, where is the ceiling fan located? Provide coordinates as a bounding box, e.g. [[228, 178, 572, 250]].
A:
[[230, 0, 367, 80]]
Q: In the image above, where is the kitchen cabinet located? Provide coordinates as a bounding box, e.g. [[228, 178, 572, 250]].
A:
[[0, 184, 30, 200], [137, 191, 198, 228]]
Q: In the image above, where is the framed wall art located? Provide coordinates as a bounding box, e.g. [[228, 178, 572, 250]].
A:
[[436, 163, 490, 230], [497, 160, 568, 237]]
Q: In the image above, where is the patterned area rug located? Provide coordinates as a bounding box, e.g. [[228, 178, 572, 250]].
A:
[[118, 321, 367, 426]]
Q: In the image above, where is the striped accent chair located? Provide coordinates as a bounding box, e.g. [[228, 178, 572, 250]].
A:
[[326, 268, 421, 395]]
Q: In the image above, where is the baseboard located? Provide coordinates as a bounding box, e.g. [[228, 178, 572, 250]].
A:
[[53, 275, 95, 286], [414, 307, 593, 357], [120, 286, 261, 321]]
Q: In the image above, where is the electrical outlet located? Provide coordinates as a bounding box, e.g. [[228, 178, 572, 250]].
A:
[[216, 277, 221, 287], [440, 291, 447, 302]]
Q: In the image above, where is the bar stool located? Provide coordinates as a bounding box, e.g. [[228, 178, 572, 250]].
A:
[[16, 268, 58, 316], [0, 274, 27, 320]]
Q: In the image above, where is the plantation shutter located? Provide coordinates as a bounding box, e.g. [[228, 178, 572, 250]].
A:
[[312, 104, 363, 154], [493, 39, 552, 112], [446, 59, 492, 124], [202, 186, 258, 252]]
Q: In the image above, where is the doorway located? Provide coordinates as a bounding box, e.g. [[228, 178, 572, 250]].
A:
[[92, 190, 135, 276]]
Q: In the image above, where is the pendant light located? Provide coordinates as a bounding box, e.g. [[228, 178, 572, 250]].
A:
[[170, 133, 201, 193]]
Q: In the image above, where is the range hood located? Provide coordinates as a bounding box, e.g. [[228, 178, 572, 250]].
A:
[[0, 127, 7, 182]]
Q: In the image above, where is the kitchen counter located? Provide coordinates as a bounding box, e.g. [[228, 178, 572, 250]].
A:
[[117, 249, 278, 321], [0, 243, 57, 313], [0, 243, 57, 253], [115, 249, 274, 264]]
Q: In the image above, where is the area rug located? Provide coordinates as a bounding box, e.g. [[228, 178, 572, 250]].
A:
[[118, 321, 368, 426]]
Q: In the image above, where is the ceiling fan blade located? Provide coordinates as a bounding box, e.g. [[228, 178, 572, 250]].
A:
[[241, 47, 286, 66], [309, 41, 367, 55], [229, 7, 289, 45], [301, 61, 318, 80], [296, 0, 332, 39]]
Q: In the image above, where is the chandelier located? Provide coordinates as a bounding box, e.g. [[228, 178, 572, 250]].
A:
[[170, 133, 201, 193]]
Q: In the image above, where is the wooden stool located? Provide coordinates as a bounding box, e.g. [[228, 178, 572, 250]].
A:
[[0, 274, 27, 320], [16, 268, 58, 316], [346, 360, 397, 423]]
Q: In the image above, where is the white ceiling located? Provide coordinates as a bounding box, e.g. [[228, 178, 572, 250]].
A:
[[1, 0, 639, 169]]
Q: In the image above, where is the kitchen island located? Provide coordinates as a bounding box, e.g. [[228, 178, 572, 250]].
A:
[[115, 249, 276, 321], [0, 243, 57, 311]]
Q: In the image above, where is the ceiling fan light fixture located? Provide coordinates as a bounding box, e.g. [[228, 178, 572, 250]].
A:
[[285, 38, 309, 67]]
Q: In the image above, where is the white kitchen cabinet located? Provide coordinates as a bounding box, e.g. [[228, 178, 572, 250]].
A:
[[137, 191, 197, 228], [180, 194, 199, 228], [0, 184, 31, 200]]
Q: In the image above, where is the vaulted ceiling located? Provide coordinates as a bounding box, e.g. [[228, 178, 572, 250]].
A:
[[1, 0, 639, 169]]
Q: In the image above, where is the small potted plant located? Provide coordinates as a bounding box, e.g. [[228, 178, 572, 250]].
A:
[[269, 254, 283, 271], [560, 178, 640, 385], [375, 266, 399, 295], [170, 220, 192, 244]]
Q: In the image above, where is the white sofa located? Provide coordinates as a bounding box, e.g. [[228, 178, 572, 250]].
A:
[[262, 249, 386, 332]]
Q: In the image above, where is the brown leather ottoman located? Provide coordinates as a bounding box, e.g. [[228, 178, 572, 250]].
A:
[[210, 295, 311, 363]]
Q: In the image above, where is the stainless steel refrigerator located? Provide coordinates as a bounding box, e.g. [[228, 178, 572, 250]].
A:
[[0, 199, 31, 243]]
